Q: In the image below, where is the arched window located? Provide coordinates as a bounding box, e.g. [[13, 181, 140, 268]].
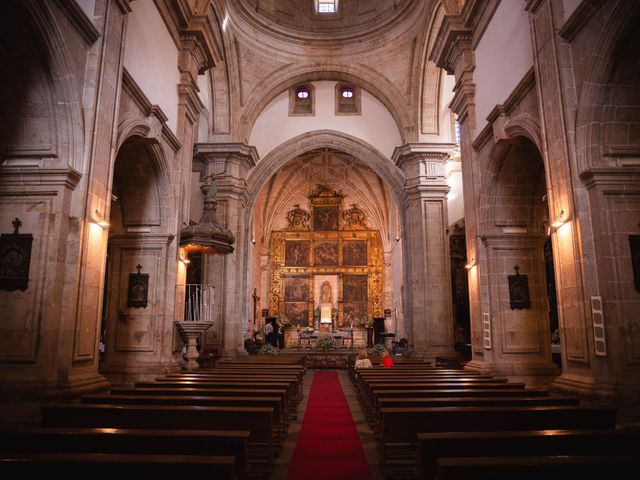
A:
[[335, 83, 361, 115], [289, 84, 315, 116]]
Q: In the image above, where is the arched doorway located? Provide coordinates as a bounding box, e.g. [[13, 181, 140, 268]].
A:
[[99, 135, 176, 382], [479, 136, 560, 381]]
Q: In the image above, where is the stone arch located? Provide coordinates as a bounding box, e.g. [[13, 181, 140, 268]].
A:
[[110, 135, 171, 230], [0, 0, 84, 171], [238, 68, 414, 145], [575, 0, 640, 173], [246, 130, 405, 204]]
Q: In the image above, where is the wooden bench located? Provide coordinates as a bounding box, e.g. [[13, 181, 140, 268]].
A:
[[82, 393, 287, 448], [41, 403, 275, 475], [0, 425, 249, 479], [434, 454, 640, 479], [0, 452, 237, 479], [418, 428, 640, 480], [378, 405, 617, 477]]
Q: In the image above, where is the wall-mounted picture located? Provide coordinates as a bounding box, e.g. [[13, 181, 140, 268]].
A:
[[342, 240, 367, 266], [284, 275, 310, 302], [343, 274, 368, 302], [313, 205, 339, 231], [285, 240, 310, 266], [285, 302, 309, 326], [343, 302, 368, 325], [314, 240, 339, 266]]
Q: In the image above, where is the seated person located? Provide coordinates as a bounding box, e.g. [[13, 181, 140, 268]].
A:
[[380, 349, 394, 368], [354, 349, 373, 369]]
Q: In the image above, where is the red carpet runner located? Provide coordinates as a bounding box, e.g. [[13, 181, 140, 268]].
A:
[[287, 371, 372, 480]]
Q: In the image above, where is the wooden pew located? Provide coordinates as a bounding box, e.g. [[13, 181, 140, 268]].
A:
[[378, 405, 617, 477], [0, 452, 237, 479], [41, 403, 275, 475], [0, 425, 249, 479], [418, 428, 640, 480], [81, 393, 287, 448], [434, 454, 640, 479]]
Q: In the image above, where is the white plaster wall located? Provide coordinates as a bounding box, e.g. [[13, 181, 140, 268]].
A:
[[76, 0, 95, 18], [124, 0, 180, 133], [563, 0, 582, 19], [249, 81, 402, 159], [474, 1, 533, 135]]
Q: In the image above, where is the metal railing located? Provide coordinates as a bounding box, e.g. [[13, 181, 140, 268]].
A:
[[176, 284, 215, 322]]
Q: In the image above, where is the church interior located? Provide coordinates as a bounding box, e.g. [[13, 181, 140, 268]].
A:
[[1, 0, 639, 477]]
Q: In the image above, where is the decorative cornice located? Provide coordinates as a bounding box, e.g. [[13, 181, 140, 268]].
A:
[[579, 167, 640, 190], [0, 167, 82, 190], [471, 121, 494, 152], [558, 0, 603, 41], [524, 0, 545, 14], [194, 143, 259, 170], [392, 143, 458, 167], [430, 16, 472, 74], [53, 0, 100, 45], [502, 68, 536, 116], [112, 0, 132, 15]]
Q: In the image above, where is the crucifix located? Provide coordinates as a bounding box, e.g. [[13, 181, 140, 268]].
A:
[[252, 288, 260, 329]]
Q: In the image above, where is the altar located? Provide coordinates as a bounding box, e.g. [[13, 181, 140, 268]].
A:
[[298, 329, 354, 349]]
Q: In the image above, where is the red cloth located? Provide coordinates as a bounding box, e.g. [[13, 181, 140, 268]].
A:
[[382, 356, 394, 368]]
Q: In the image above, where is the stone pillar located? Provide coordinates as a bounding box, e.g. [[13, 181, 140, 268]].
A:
[[480, 235, 559, 382], [194, 143, 258, 357], [526, 0, 612, 399], [393, 144, 456, 362]]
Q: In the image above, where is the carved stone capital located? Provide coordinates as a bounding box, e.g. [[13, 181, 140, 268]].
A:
[[393, 143, 456, 191]]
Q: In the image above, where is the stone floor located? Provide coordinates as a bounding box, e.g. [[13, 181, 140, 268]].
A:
[[271, 369, 384, 480]]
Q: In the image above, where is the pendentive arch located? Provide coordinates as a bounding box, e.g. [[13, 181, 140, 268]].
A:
[[237, 68, 414, 145]]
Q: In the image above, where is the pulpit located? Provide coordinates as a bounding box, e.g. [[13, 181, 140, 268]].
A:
[[174, 321, 214, 370]]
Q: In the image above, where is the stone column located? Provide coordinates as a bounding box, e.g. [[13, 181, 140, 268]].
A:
[[393, 143, 456, 362], [480, 235, 559, 382], [194, 143, 258, 356]]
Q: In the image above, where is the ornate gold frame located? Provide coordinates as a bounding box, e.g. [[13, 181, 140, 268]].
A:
[[268, 187, 383, 326]]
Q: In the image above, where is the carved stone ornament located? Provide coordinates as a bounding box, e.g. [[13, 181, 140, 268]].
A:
[[0, 218, 33, 292], [286, 204, 310, 230], [127, 264, 149, 308], [342, 203, 368, 229], [508, 264, 531, 310]]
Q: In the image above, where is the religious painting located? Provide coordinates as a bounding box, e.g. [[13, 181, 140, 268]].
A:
[[343, 302, 368, 326], [630, 236, 640, 293], [285, 302, 309, 326], [314, 275, 338, 308], [343, 275, 368, 302], [284, 275, 309, 302], [127, 264, 149, 308], [342, 240, 367, 266], [508, 265, 531, 310], [285, 240, 310, 266], [0, 218, 33, 292], [313, 206, 339, 231], [314, 240, 338, 266]]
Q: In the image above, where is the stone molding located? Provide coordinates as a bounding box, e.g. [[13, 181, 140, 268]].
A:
[[558, 0, 602, 41], [579, 167, 640, 191], [121, 69, 182, 151], [53, 0, 101, 45], [0, 167, 82, 190]]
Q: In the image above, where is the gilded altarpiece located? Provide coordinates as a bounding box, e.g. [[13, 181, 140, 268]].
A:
[[269, 186, 383, 327]]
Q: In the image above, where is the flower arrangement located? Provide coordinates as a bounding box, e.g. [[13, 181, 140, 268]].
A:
[[258, 343, 278, 355], [360, 316, 374, 329], [318, 337, 336, 350], [371, 343, 386, 355]]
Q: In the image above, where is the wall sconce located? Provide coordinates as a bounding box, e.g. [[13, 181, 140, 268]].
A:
[[550, 209, 568, 230], [395, 234, 400, 242], [465, 258, 476, 270], [251, 238, 256, 245], [92, 209, 109, 229]]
